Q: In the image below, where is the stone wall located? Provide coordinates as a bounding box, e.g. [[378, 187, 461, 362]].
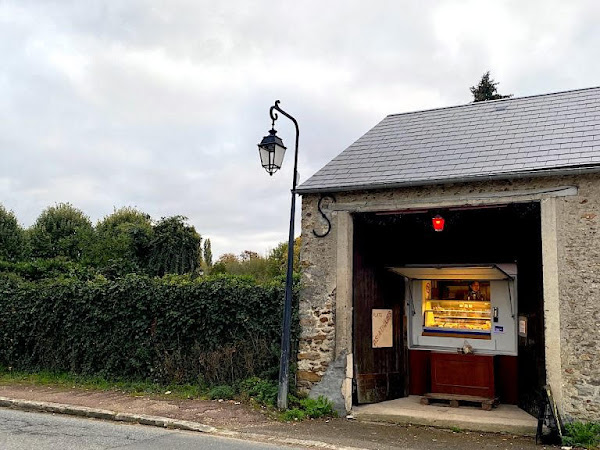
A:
[[298, 174, 600, 421], [297, 194, 337, 391], [555, 176, 600, 420]]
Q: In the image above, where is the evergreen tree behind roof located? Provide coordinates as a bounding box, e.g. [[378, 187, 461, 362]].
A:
[[470, 71, 512, 102]]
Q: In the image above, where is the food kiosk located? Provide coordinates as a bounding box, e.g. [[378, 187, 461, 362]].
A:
[[390, 264, 518, 404]]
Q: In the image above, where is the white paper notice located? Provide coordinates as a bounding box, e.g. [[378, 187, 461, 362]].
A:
[[372, 309, 393, 348], [519, 316, 527, 337]]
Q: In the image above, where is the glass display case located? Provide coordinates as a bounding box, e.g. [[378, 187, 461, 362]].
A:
[[422, 299, 492, 339], [392, 264, 518, 355]]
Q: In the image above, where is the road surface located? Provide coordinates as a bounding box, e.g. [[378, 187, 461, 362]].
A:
[[0, 407, 301, 449]]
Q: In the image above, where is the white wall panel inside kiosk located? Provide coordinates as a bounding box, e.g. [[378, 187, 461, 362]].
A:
[[390, 264, 518, 356]]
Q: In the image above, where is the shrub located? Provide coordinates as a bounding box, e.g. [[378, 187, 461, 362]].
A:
[[279, 395, 337, 421], [562, 421, 600, 449], [0, 274, 299, 386], [238, 377, 278, 406], [0, 259, 97, 281], [208, 385, 235, 400], [299, 396, 337, 419]]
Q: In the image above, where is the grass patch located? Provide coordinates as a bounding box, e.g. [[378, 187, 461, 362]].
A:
[[281, 408, 306, 421], [0, 367, 337, 423], [279, 395, 337, 422], [0, 367, 207, 399], [563, 421, 600, 449]]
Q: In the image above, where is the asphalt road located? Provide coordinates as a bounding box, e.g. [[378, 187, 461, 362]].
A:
[[0, 408, 301, 450]]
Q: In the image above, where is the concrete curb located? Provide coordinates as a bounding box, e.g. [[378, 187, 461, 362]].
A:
[[0, 395, 215, 434], [0, 396, 364, 449]]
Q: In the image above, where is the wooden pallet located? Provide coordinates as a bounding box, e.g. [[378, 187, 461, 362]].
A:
[[420, 393, 499, 411]]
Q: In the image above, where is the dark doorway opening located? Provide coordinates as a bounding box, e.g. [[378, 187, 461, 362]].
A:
[[352, 202, 545, 416]]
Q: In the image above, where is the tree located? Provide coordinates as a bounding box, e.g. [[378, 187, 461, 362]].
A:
[[470, 71, 512, 102], [211, 238, 302, 282], [0, 204, 27, 262], [29, 203, 93, 261], [203, 238, 213, 268], [240, 250, 260, 262], [212, 251, 269, 280], [212, 253, 242, 275], [92, 207, 154, 274], [147, 216, 202, 276], [266, 237, 301, 278]]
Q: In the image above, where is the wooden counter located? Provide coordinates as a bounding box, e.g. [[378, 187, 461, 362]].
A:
[[430, 352, 495, 399]]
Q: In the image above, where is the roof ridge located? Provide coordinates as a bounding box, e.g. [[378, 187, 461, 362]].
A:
[[386, 85, 600, 119]]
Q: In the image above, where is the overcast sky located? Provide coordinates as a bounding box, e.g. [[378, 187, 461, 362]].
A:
[[1, 1, 599, 258]]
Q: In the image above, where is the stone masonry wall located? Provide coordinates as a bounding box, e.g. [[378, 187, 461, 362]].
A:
[[297, 194, 338, 390], [555, 176, 600, 420], [299, 174, 600, 420]]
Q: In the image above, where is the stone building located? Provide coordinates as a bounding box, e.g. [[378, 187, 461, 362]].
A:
[[296, 86, 600, 422]]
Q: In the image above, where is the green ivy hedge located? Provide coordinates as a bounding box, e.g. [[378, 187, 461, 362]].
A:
[[0, 273, 298, 386]]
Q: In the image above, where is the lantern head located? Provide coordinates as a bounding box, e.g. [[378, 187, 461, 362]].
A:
[[432, 215, 445, 232], [258, 128, 286, 176]]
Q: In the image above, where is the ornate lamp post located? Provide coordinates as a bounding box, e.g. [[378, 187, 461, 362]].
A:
[[257, 100, 299, 409]]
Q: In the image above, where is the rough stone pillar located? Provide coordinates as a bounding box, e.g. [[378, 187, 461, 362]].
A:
[[335, 211, 353, 357], [306, 211, 355, 414], [540, 197, 564, 411], [336, 211, 354, 412]]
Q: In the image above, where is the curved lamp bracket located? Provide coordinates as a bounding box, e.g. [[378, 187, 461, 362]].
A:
[[270, 100, 281, 127]]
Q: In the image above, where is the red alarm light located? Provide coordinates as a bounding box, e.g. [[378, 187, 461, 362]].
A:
[[432, 215, 445, 232]]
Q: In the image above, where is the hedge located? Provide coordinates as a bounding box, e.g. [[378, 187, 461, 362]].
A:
[[0, 259, 98, 281], [0, 273, 298, 386]]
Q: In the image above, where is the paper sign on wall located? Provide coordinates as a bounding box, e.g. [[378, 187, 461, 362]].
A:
[[372, 309, 393, 348], [518, 316, 528, 337]]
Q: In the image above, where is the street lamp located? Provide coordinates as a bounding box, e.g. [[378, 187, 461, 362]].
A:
[[257, 100, 299, 410], [258, 128, 287, 176]]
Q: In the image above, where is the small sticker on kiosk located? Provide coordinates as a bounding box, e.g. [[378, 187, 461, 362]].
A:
[[494, 325, 504, 334]]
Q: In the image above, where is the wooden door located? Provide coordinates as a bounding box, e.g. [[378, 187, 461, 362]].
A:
[[353, 238, 406, 404]]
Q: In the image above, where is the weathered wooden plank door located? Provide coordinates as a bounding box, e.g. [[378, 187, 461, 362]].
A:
[[353, 226, 406, 404]]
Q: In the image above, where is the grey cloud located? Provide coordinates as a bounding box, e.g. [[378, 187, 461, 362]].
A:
[[1, 0, 600, 257]]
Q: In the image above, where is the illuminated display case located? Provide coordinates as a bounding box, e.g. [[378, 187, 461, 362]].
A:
[[423, 299, 492, 339], [391, 264, 518, 356]]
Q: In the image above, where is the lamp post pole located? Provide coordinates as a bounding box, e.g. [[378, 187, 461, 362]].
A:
[[268, 100, 299, 410]]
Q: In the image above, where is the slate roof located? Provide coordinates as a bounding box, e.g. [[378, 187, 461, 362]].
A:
[[297, 86, 600, 194]]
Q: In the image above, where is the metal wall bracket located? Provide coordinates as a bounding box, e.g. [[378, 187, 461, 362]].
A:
[[313, 195, 336, 238]]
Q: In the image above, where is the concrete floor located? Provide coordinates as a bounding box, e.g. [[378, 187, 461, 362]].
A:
[[352, 396, 538, 436]]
